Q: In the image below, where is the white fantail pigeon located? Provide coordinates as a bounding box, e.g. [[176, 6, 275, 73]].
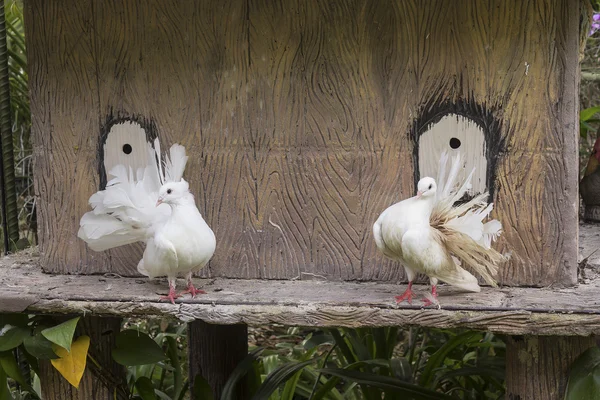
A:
[[373, 152, 504, 306], [78, 138, 216, 304]]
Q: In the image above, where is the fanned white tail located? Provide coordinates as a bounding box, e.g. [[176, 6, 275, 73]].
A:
[[78, 138, 188, 252], [431, 151, 504, 286]]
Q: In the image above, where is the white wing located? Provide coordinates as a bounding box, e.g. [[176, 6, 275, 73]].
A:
[[78, 138, 189, 251]]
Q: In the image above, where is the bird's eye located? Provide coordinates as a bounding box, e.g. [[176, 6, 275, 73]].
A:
[[428, 184, 432, 189], [166, 189, 172, 194]]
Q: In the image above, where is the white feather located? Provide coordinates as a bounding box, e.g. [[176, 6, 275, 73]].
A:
[[372, 150, 504, 304]]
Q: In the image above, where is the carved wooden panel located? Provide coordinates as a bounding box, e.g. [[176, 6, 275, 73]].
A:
[[27, 0, 579, 286]]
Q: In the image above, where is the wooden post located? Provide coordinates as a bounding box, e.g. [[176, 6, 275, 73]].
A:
[[39, 316, 128, 400], [505, 335, 597, 400], [188, 321, 249, 400]]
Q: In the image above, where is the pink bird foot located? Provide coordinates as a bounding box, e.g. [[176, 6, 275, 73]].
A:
[[395, 282, 414, 304], [180, 282, 207, 298], [160, 286, 180, 305], [422, 285, 439, 307]]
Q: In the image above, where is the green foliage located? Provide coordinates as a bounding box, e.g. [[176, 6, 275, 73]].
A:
[[580, 106, 600, 139], [112, 329, 167, 367], [0, 327, 28, 352], [565, 346, 600, 400], [124, 318, 190, 400], [239, 326, 506, 400], [40, 317, 79, 352]]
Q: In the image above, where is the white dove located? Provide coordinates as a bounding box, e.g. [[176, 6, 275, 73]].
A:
[[373, 151, 503, 306], [78, 138, 216, 304]]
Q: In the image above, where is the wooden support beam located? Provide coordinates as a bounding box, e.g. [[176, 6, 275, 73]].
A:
[[188, 321, 249, 400], [505, 335, 597, 399], [39, 316, 127, 400]]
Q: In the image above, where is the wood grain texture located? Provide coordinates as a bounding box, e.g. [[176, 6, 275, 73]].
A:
[[188, 322, 249, 400], [27, 0, 579, 286], [0, 222, 598, 335], [39, 316, 128, 400], [505, 336, 596, 400]]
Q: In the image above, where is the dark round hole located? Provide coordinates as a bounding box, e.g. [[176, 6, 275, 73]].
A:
[[449, 137, 461, 149], [122, 144, 132, 154]]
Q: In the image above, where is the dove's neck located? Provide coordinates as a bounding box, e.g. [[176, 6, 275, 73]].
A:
[[415, 196, 436, 221], [168, 193, 197, 209]]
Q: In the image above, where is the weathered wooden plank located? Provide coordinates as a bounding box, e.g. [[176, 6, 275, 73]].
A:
[[0, 220, 598, 336], [24, 0, 110, 273]]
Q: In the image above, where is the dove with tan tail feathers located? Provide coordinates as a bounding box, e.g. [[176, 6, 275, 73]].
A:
[[78, 138, 216, 304], [373, 151, 504, 306]]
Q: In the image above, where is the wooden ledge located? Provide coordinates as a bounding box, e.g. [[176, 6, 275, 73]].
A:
[[1, 223, 599, 336]]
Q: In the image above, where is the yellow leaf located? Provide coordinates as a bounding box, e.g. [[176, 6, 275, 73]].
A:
[[50, 335, 90, 389]]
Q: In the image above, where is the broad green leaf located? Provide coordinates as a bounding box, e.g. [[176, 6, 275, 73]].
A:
[[135, 376, 157, 400], [50, 335, 90, 389], [112, 329, 166, 366], [221, 348, 264, 400], [0, 365, 12, 400], [192, 375, 214, 400], [41, 317, 80, 352], [565, 346, 600, 400], [24, 332, 58, 359], [0, 351, 27, 387], [581, 106, 600, 122], [0, 327, 29, 352], [318, 368, 453, 400]]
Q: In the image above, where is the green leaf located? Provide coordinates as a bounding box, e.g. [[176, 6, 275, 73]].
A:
[[23, 332, 58, 360], [0, 365, 12, 400], [22, 346, 40, 376], [221, 348, 264, 400], [390, 358, 412, 382], [419, 331, 478, 389], [0, 327, 28, 352], [192, 375, 214, 400], [303, 333, 333, 350], [565, 346, 600, 400], [41, 317, 80, 352], [135, 376, 157, 400], [581, 106, 600, 122], [251, 359, 315, 400], [165, 336, 183, 400], [318, 368, 454, 400], [112, 330, 167, 367], [0, 352, 27, 388]]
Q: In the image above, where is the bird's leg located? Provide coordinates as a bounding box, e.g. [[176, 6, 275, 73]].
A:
[[160, 277, 180, 305], [179, 272, 206, 298], [395, 281, 414, 304], [422, 285, 439, 307]]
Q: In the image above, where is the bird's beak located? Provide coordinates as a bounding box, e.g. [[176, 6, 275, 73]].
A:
[[156, 198, 163, 207], [416, 191, 423, 199]]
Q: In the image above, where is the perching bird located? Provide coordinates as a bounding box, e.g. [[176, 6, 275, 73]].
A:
[[78, 138, 216, 304], [373, 152, 504, 305]]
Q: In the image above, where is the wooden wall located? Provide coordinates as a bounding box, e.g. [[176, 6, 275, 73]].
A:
[[26, 0, 579, 286]]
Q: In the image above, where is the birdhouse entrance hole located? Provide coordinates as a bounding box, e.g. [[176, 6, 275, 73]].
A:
[[417, 113, 487, 195]]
